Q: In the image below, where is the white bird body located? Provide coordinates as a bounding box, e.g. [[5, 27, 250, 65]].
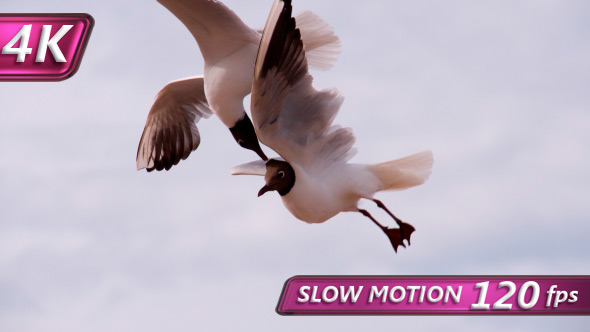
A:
[[137, 0, 340, 171], [238, 151, 433, 224], [282, 163, 379, 223], [203, 42, 259, 127]]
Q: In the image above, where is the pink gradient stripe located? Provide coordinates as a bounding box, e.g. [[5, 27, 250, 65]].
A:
[[0, 14, 94, 81], [277, 276, 590, 315]]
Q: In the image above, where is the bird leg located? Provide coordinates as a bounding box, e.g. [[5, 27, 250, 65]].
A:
[[359, 209, 412, 253], [373, 199, 416, 247]]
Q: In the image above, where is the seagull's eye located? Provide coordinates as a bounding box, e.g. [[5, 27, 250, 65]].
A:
[[278, 171, 285, 179], [238, 139, 245, 147]]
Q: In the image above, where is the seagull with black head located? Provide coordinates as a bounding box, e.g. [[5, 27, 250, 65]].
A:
[[231, 0, 434, 252], [136, 0, 341, 171]]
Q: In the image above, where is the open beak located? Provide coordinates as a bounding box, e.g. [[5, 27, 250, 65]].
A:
[[258, 185, 270, 197]]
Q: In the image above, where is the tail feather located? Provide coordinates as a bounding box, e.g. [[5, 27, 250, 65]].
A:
[[369, 150, 434, 191]]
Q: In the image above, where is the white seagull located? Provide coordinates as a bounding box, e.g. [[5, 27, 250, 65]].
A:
[[231, 0, 434, 252], [136, 0, 341, 171]]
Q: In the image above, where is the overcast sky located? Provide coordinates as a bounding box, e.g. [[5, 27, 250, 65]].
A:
[[1, 0, 589, 331]]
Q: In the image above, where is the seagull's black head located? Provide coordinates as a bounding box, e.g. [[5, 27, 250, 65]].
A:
[[258, 159, 295, 197], [229, 114, 268, 161]]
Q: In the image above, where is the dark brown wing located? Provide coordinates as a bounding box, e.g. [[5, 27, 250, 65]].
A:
[[251, 0, 355, 172], [137, 76, 212, 171]]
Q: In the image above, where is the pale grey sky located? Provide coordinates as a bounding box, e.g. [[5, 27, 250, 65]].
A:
[[1, 0, 589, 331]]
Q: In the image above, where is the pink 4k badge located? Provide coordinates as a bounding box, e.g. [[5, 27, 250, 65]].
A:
[[0, 14, 94, 81]]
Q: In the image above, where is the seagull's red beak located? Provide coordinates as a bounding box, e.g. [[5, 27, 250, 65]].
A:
[[258, 185, 270, 197]]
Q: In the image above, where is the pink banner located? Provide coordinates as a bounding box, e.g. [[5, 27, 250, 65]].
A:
[[0, 14, 93, 81], [277, 276, 590, 315]]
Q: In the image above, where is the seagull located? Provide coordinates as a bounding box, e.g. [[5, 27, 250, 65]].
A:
[[230, 0, 434, 252], [136, 0, 341, 171]]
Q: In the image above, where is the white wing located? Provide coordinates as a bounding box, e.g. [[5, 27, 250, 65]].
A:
[[158, 0, 260, 65], [260, 10, 342, 71], [295, 10, 341, 71], [137, 76, 213, 171], [251, 0, 355, 171]]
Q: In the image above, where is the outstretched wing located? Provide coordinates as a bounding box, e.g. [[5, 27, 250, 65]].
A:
[[137, 76, 213, 171], [251, 0, 355, 171], [158, 0, 260, 64]]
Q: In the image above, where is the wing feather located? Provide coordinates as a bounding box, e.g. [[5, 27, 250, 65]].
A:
[[252, 0, 355, 171], [295, 10, 340, 71], [137, 76, 213, 171], [157, 0, 260, 64]]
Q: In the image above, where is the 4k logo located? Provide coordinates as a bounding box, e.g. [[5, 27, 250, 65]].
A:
[[2, 24, 74, 63], [0, 14, 94, 81]]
